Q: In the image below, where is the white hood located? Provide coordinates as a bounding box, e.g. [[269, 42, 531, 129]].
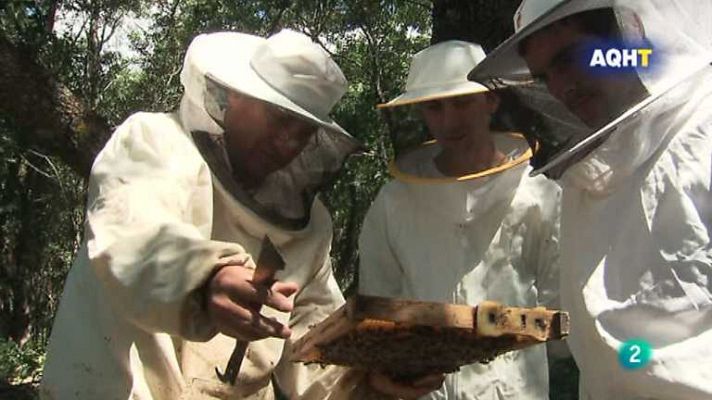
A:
[[469, 0, 712, 182], [178, 31, 362, 230]]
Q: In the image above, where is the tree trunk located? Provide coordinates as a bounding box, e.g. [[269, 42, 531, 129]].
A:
[[0, 36, 111, 179], [431, 0, 520, 51]]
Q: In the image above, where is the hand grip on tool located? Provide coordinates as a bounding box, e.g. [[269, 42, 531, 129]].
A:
[[215, 235, 286, 385]]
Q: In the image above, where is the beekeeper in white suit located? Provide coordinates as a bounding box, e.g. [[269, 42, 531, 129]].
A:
[[40, 29, 443, 400], [470, 0, 712, 398], [358, 40, 562, 400]]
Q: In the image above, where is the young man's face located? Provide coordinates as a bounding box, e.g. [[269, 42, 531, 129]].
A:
[[418, 92, 499, 150], [521, 19, 645, 129], [222, 92, 317, 187]]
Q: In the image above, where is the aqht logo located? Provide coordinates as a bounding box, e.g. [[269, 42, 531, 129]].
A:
[[581, 40, 657, 74], [589, 48, 653, 68]]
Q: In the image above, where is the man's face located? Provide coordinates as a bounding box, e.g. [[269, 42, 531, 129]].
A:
[[418, 93, 498, 150], [222, 92, 317, 187], [521, 20, 643, 129]]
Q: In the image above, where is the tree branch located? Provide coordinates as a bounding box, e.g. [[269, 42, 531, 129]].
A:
[[267, 0, 292, 35], [402, 0, 430, 10], [0, 35, 111, 178], [44, 0, 60, 34], [358, 21, 400, 155]]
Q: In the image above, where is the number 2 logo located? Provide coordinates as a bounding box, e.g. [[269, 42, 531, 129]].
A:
[[619, 339, 652, 370], [628, 344, 641, 364]]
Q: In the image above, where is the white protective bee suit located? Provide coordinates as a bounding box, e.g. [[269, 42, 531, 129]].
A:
[[469, 1, 712, 398], [358, 135, 561, 400], [40, 30, 369, 400]]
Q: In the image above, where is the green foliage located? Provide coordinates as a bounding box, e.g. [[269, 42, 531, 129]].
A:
[[0, 1, 56, 47], [0, 337, 44, 385], [0, 119, 85, 348]]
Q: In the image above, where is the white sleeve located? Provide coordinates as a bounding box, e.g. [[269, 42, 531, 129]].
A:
[[593, 151, 712, 398], [524, 182, 568, 360], [536, 189, 570, 360], [357, 184, 405, 298], [272, 248, 347, 399], [272, 223, 385, 399], [85, 112, 247, 341], [575, 127, 712, 399], [534, 186, 562, 310]]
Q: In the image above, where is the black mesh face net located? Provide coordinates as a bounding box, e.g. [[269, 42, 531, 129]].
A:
[[197, 77, 362, 230]]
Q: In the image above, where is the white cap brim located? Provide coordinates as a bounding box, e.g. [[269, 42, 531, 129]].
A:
[[468, 0, 614, 84], [377, 81, 489, 109], [193, 33, 354, 140]]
